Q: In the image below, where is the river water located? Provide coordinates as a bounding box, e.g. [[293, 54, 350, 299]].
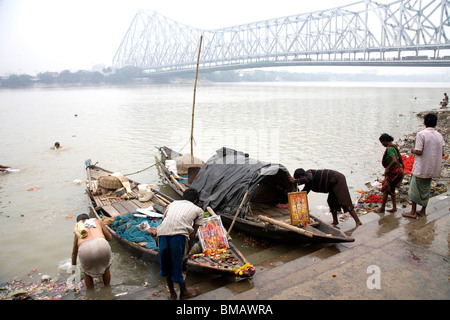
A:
[[0, 81, 447, 299]]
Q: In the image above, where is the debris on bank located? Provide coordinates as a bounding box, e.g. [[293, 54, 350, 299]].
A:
[[0, 269, 84, 300]]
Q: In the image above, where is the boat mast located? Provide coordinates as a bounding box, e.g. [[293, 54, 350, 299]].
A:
[[191, 35, 203, 163]]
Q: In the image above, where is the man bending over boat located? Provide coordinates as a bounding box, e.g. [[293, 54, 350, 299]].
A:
[[289, 169, 362, 227], [149, 188, 204, 300], [71, 213, 112, 290]]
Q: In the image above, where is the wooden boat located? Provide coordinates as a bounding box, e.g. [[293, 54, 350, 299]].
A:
[[84, 159, 255, 278], [157, 146, 355, 244]]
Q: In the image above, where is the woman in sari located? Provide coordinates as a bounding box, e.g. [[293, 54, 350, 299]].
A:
[[375, 134, 404, 213]]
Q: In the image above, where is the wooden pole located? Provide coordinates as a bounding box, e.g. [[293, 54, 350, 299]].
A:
[[170, 175, 186, 192], [258, 215, 314, 238], [191, 35, 203, 163], [227, 190, 248, 235]]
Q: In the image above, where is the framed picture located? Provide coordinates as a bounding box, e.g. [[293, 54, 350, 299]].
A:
[[197, 215, 229, 253], [288, 191, 310, 226]]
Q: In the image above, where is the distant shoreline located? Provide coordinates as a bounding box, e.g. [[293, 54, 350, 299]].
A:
[[2, 68, 450, 88], [2, 79, 450, 90]]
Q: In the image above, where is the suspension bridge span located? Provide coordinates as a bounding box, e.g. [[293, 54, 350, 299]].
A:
[[112, 0, 450, 76]]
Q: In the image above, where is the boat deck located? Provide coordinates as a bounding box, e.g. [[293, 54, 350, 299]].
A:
[[246, 202, 330, 236], [88, 167, 167, 217], [248, 202, 291, 222]]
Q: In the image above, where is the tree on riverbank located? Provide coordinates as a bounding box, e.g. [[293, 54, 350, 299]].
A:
[[0, 66, 143, 88], [2, 67, 450, 88], [1, 74, 34, 87]]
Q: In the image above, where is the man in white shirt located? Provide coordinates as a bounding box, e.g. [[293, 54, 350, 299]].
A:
[[150, 188, 204, 300], [403, 113, 445, 219]]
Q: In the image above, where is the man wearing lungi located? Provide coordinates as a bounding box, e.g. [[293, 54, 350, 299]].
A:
[[403, 113, 445, 219]]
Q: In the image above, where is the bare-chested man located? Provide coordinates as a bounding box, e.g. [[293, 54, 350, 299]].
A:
[[72, 214, 112, 290]]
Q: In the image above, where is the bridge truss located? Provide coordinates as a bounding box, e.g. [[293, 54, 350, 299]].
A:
[[112, 0, 450, 74]]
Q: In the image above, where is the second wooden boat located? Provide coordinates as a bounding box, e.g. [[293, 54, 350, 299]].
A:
[[157, 146, 355, 244]]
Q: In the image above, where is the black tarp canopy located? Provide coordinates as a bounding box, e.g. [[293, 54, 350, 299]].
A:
[[190, 147, 295, 216]]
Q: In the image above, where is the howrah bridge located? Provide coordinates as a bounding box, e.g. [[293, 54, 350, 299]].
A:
[[112, 0, 450, 76]]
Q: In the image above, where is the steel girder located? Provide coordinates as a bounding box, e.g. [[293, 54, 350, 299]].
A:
[[112, 0, 450, 72]]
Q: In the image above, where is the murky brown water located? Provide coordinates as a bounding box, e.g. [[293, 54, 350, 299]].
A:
[[0, 81, 448, 299]]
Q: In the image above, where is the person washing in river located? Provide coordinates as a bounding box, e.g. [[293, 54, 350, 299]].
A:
[[439, 93, 448, 108], [403, 113, 445, 219], [288, 169, 362, 227], [0, 165, 11, 172], [148, 188, 204, 300], [375, 133, 405, 214], [71, 213, 112, 290], [50, 142, 62, 149]]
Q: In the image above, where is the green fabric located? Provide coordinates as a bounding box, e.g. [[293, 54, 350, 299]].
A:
[[408, 175, 432, 207], [384, 146, 399, 165]]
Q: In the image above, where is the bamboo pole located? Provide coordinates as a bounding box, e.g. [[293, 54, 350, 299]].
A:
[[191, 35, 203, 163], [258, 215, 314, 238], [170, 175, 186, 192], [227, 190, 248, 235], [155, 193, 171, 205]]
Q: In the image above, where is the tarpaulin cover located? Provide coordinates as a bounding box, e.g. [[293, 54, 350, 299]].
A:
[[190, 147, 295, 216]]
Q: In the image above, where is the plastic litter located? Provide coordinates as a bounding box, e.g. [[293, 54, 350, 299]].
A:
[[138, 221, 150, 231], [0, 268, 84, 300]]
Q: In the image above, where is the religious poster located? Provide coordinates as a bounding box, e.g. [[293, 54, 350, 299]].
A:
[[288, 191, 310, 226], [197, 215, 229, 254]]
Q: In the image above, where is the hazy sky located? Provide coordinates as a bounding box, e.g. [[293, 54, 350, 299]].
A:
[[0, 0, 448, 76]]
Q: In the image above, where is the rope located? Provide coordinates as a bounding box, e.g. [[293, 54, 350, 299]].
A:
[[177, 138, 190, 154], [124, 163, 156, 176], [178, 137, 197, 154]]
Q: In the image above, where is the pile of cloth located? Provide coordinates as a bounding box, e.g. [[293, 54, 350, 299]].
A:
[[109, 213, 161, 249]]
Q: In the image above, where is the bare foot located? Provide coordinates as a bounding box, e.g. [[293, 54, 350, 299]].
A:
[[402, 212, 417, 219], [417, 210, 426, 217], [168, 292, 177, 300], [386, 208, 397, 213], [180, 287, 200, 300], [375, 208, 385, 213]]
